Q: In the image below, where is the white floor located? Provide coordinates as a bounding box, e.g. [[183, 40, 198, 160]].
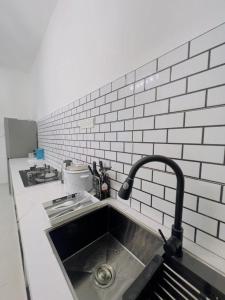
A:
[[0, 184, 27, 300]]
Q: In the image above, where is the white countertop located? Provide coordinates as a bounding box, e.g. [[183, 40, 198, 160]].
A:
[[10, 158, 225, 300]]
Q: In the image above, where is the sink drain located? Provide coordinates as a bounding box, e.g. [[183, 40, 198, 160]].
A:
[[94, 264, 115, 288]]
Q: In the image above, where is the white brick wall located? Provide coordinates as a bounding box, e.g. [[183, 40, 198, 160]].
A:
[[207, 85, 225, 106], [183, 145, 224, 163], [190, 23, 225, 56], [136, 167, 153, 181], [185, 106, 225, 127], [168, 128, 202, 144], [201, 163, 225, 183], [220, 223, 225, 241], [136, 60, 157, 80], [131, 199, 140, 211], [106, 91, 117, 103], [112, 76, 125, 91], [132, 188, 151, 205], [170, 91, 206, 112], [196, 231, 225, 260], [158, 43, 188, 71], [100, 103, 110, 114], [204, 126, 225, 144], [126, 95, 135, 108], [133, 131, 142, 142], [111, 142, 123, 152], [118, 107, 133, 120], [105, 112, 117, 122], [126, 71, 135, 85], [155, 112, 184, 129], [154, 143, 182, 159], [167, 159, 200, 177], [105, 150, 116, 161], [165, 187, 197, 210], [100, 83, 111, 96], [112, 99, 125, 111], [153, 171, 176, 188], [199, 198, 225, 222], [118, 84, 134, 99], [133, 143, 153, 155], [117, 152, 132, 164], [135, 80, 144, 93], [91, 89, 99, 100], [38, 22, 225, 258], [188, 65, 225, 92], [134, 105, 144, 118], [142, 180, 164, 198], [152, 196, 175, 216], [183, 209, 218, 236], [141, 204, 163, 223], [134, 116, 154, 130], [145, 69, 170, 90], [185, 177, 220, 201], [171, 52, 208, 80], [157, 79, 186, 100], [210, 43, 225, 67], [135, 89, 155, 105], [111, 121, 124, 132], [222, 187, 225, 204], [145, 99, 169, 116], [143, 129, 167, 143], [117, 131, 132, 141]]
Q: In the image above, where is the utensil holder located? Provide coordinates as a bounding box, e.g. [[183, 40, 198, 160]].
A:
[[93, 174, 110, 200]]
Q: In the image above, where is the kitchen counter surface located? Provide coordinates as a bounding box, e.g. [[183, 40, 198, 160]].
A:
[[10, 158, 225, 300]]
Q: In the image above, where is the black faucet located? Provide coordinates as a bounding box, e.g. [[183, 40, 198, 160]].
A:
[[118, 155, 184, 257]]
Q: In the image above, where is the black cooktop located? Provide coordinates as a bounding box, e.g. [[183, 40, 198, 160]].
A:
[[19, 164, 60, 187]]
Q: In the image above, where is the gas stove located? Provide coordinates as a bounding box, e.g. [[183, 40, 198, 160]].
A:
[[19, 164, 60, 187]]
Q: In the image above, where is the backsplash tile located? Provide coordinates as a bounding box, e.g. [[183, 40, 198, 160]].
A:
[[220, 223, 225, 241], [158, 43, 189, 71], [207, 85, 225, 106], [204, 126, 225, 145], [171, 52, 208, 81], [169, 91, 206, 112], [185, 106, 225, 126], [210, 43, 225, 67], [190, 22, 225, 57], [188, 64, 225, 91], [157, 78, 186, 99], [136, 60, 157, 80], [38, 23, 225, 258]]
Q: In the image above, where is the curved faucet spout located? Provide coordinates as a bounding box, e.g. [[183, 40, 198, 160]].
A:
[[118, 155, 185, 257]]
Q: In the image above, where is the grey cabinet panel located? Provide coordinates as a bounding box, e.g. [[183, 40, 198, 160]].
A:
[[4, 118, 37, 158]]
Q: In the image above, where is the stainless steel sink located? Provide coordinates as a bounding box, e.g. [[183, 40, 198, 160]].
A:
[[47, 204, 163, 300]]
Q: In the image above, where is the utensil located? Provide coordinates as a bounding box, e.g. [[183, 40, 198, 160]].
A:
[[51, 199, 93, 218], [88, 165, 93, 175]]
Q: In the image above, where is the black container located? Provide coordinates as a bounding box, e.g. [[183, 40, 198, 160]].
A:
[[93, 173, 110, 200]]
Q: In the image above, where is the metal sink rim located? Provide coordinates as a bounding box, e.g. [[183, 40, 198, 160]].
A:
[[46, 202, 164, 300]]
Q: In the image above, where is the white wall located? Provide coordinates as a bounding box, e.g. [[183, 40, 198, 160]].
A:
[[0, 67, 33, 183], [31, 0, 225, 119]]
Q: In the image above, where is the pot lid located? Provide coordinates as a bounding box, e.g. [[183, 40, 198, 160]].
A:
[[66, 164, 88, 172]]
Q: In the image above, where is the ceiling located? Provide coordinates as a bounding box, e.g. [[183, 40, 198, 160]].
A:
[[0, 0, 57, 71]]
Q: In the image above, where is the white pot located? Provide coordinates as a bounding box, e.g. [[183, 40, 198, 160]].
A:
[[64, 167, 93, 194]]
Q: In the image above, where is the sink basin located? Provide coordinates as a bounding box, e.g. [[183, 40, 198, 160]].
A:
[[47, 204, 163, 300]]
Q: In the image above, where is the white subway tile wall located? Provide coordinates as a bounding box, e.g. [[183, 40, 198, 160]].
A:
[[38, 23, 225, 257]]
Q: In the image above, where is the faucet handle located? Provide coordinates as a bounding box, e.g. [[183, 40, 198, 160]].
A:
[[159, 228, 183, 257], [158, 229, 168, 245]]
